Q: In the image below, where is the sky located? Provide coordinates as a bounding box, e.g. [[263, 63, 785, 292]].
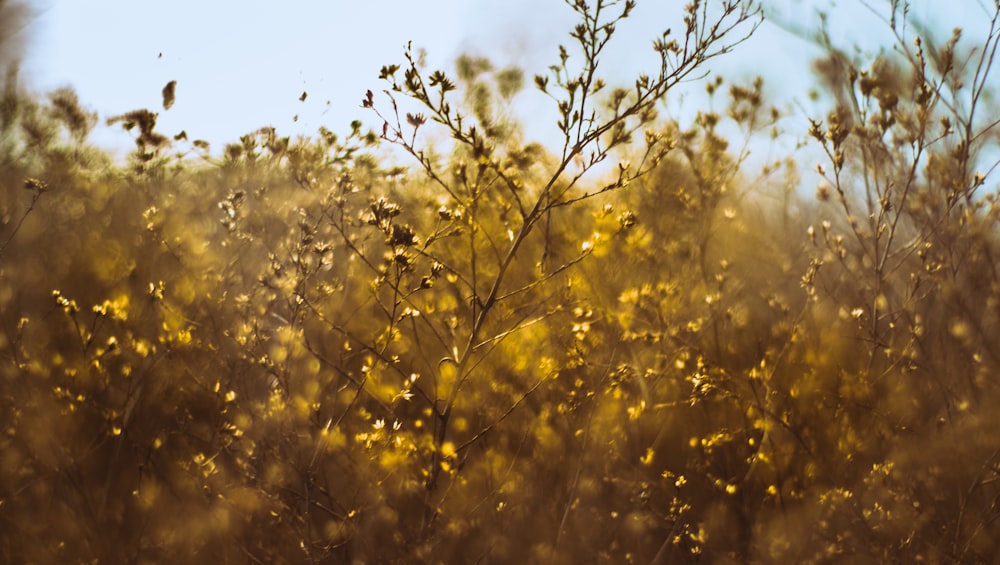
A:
[[9, 0, 993, 158]]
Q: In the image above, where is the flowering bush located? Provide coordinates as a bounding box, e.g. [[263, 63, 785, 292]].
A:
[[1, 0, 999, 563]]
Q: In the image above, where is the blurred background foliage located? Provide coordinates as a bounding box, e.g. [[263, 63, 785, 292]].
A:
[[2, 0, 1000, 563]]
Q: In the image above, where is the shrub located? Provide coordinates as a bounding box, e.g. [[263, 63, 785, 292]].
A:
[[2, 0, 999, 563]]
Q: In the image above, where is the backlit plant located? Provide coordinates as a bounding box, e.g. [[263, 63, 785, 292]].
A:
[[1, 0, 999, 563]]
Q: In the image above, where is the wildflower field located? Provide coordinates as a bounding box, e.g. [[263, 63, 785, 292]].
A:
[[2, 0, 1000, 562]]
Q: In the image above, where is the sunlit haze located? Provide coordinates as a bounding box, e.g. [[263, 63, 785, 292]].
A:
[[17, 1, 989, 156], [6, 1, 1000, 561]]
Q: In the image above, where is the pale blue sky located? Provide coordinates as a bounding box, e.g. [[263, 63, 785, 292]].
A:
[[15, 1, 990, 157]]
